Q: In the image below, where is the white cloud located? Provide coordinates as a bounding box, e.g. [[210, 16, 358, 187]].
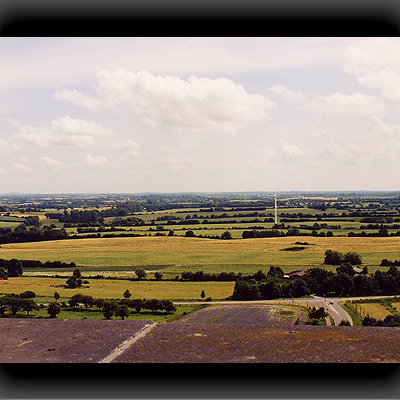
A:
[[370, 115, 400, 138], [11, 115, 111, 147], [279, 140, 304, 160], [312, 129, 331, 137], [0, 37, 352, 89], [267, 85, 307, 102], [112, 139, 141, 157], [157, 145, 176, 153], [310, 92, 385, 116], [42, 156, 64, 168], [85, 154, 109, 167], [54, 89, 104, 111], [12, 157, 32, 172], [344, 38, 400, 101], [92, 69, 276, 135]]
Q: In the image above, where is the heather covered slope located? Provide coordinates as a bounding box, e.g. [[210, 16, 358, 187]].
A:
[[1, 305, 400, 363]]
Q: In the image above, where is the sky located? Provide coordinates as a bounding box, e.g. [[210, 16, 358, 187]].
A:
[[1, 37, 400, 194]]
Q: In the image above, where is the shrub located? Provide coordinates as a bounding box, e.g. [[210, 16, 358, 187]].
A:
[[20, 290, 36, 299]]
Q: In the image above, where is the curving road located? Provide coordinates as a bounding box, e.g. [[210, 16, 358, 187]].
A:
[[175, 294, 399, 326], [174, 296, 352, 326]]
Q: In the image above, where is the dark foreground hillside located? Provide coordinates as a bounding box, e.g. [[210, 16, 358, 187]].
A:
[[1, 305, 400, 363]]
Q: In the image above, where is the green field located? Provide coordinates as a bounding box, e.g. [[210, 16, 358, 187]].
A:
[[2, 235, 400, 278], [1, 304, 202, 322], [357, 303, 393, 320]]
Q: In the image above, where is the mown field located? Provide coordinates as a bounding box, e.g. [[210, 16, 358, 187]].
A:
[[0, 276, 234, 301], [2, 235, 400, 279], [343, 298, 400, 325]]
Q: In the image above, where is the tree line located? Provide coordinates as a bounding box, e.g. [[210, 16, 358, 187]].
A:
[[0, 291, 176, 320], [45, 202, 144, 225], [231, 264, 400, 300], [0, 225, 68, 245]]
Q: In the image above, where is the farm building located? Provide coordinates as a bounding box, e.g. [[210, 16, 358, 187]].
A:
[[286, 269, 310, 280]]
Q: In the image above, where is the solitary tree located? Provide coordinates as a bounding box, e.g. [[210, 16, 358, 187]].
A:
[[154, 272, 163, 281], [115, 304, 130, 320], [324, 250, 343, 265], [135, 268, 147, 280], [6, 259, 23, 277], [73, 268, 82, 278], [81, 295, 94, 310], [221, 231, 232, 240], [21, 299, 39, 315], [103, 300, 118, 319], [123, 289, 132, 299], [54, 291, 60, 301], [161, 299, 176, 313], [200, 290, 205, 300], [48, 302, 61, 318]]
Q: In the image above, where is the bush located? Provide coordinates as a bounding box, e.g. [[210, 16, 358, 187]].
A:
[[20, 290, 36, 299]]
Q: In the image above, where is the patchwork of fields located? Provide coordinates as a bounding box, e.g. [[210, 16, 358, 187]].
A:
[[1, 235, 400, 278]]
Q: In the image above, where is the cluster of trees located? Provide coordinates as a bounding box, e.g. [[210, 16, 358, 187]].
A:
[[360, 224, 400, 230], [181, 271, 239, 282], [45, 203, 144, 225], [324, 250, 362, 265], [67, 293, 176, 319], [0, 259, 23, 279], [0, 225, 68, 245], [231, 264, 400, 301], [65, 269, 85, 288], [347, 229, 400, 237], [181, 267, 285, 282], [0, 293, 39, 315], [242, 229, 285, 238], [0, 290, 177, 320], [381, 259, 400, 266], [15, 259, 77, 270], [362, 314, 400, 327]]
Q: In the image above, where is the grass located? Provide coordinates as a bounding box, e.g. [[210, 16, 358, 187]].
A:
[[0, 276, 235, 301], [2, 236, 400, 276], [0, 304, 203, 322], [340, 302, 363, 326], [357, 303, 393, 320], [392, 302, 400, 313]]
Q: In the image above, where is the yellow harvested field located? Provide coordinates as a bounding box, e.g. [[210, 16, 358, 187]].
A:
[[0, 276, 234, 301]]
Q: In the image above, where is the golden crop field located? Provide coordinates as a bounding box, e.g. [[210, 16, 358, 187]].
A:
[[0, 276, 234, 301]]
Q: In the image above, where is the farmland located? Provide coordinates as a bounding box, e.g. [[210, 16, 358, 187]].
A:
[[2, 235, 400, 279], [0, 276, 234, 301], [1, 192, 400, 304]]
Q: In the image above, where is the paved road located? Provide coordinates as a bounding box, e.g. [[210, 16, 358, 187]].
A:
[[175, 294, 400, 326]]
